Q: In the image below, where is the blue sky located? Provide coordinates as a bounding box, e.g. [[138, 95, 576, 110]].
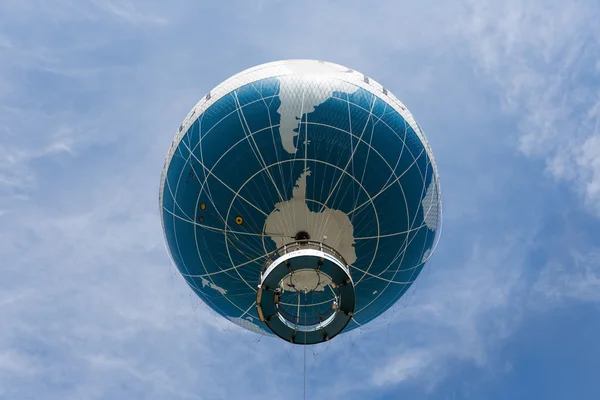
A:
[[2, 0, 600, 399]]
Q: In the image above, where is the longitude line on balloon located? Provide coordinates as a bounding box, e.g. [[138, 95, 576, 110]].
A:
[[321, 97, 422, 215], [169, 144, 249, 317], [347, 147, 426, 216], [223, 203, 270, 260], [354, 151, 433, 315], [293, 86, 307, 236], [186, 115, 270, 295], [308, 132, 322, 240], [314, 95, 378, 262], [314, 137, 337, 241], [231, 90, 284, 234], [317, 91, 356, 245], [233, 89, 286, 205], [281, 79, 306, 242], [180, 140, 269, 217], [354, 222, 428, 240], [160, 207, 289, 240], [185, 117, 289, 273], [238, 301, 256, 319], [178, 251, 270, 278], [303, 90, 316, 241], [314, 136, 348, 242], [225, 157, 289, 260], [351, 101, 384, 225], [293, 118, 398, 249], [317, 93, 378, 214], [222, 203, 268, 292], [190, 134, 259, 261], [328, 165, 360, 250], [348, 91, 357, 228], [256, 83, 295, 243], [320, 94, 377, 254], [171, 125, 220, 290]]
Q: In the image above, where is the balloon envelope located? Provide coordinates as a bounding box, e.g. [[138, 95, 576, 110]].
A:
[[159, 60, 442, 340]]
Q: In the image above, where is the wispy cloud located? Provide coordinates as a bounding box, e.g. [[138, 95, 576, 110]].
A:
[[89, 0, 168, 26], [368, 229, 530, 389], [536, 249, 600, 303], [460, 0, 600, 214]]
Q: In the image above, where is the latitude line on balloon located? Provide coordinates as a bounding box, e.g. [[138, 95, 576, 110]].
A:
[[195, 117, 270, 271], [231, 88, 293, 257], [347, 147, 426, 215], [310, 93, 425, 291], [162, 207, 290, 238], [323, 93, 431, 211], [347, 91, 357, 231], [354, 163, 435, 315], [315, 94, 379, 276], [288, 85, 307, 235], [196, 115, 277, 264], [180, 140, 269, 217], [311, 91, 423, 279], [168, 142, 250, 318], [253, 82, 296, 250], [170, 132, 224, 293], [328, 94, 380, 247], [194, 118, 271, 292], [233, 89, 286, 205], [352, 101, 384, 226], [323, 92, 425, 182], [354, 147, 441, 318], [225, 84, 309, 286], [351, 117, 417, 289], [177, 125, 262, 309], [316, 94, 377, 215]]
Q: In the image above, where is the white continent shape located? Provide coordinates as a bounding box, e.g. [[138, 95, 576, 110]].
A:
[[264, 168, 357, 265]]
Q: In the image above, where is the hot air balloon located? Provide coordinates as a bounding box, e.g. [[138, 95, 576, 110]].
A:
[[159, 60, 441, 344]]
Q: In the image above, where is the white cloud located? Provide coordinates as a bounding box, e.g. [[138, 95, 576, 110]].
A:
[[460, 0, 600, 213], [89, 0, 168, 25], [373, 349, 434, 386], [367, 230, 529, 388], [535, 250, 600, 303]]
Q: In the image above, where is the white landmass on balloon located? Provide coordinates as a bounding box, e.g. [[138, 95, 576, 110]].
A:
[[264, 168, 357, 265], [228, 316, 273, 336], [421, 179, 440, 230], [277, 63, 359, 154], [201, 277, 227, 295]]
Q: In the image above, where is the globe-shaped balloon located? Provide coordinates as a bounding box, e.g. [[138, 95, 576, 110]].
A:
[[159, 60, 441, 344]]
